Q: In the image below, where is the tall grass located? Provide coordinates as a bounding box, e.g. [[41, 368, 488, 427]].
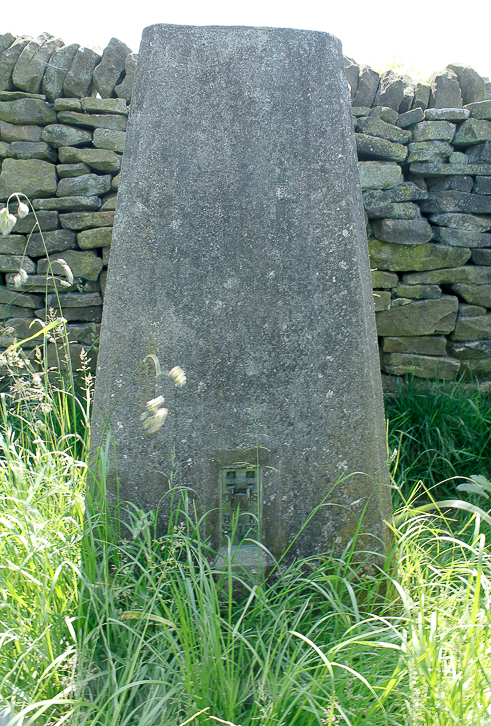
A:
[[1, 353, 491, 725]]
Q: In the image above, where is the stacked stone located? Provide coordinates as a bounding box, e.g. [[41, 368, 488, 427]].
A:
[[346, 58, 491, 381], [0, 32, 136, 371]]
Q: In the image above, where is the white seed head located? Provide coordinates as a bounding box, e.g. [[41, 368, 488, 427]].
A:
[[0, 207, 17, 236], [146, 395, 165, 412], [54, 258, 74, 285], [13, 269, 29, 288], [16, 199, 29, 219], [169, 365, 186, 387]]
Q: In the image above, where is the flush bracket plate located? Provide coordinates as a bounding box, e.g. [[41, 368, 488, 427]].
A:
[[220, 466, 261, 547]]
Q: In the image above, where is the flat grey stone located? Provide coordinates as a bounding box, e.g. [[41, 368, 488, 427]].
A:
[[0, 158, 57, 200], [32, 196, 101, 211], [101, 193, 117, 211], [46, 291, 102, 308], [373, 290, 391, 311], [448, 339, 491, 359], [60, 211, 114, 231], [76, 226, 114, 250], [473, 177, 491, 195], [432, 226, 491, 247], [356, 116, 410, 144], [0, 286, 42, 308], [450, 314, 491, 341], [397, 107, 424, 128], [466, 141, 491, 164], [380, 352, 460, 381], [422, 190, 491, 214], [403, 266, 491, 286], [429, 213, 491, 231], [411, 82, 431, 111], [453, 119, 491, 146], [111, 173, 120, 190], [409, 162, 491, 177], [66, 322, 100, 345], [0, 254, 35, 273], [471, 249, 491, 265], [393, 284, 442, 299], [42, 43, 80, 102], [6, 272, 74, 293], [26, 228, 76, 257], [429, 69, 462, 109], [407, 141, 453, 163], [0, 120, 42, 142], [93, 38, 132, 98], [102, 247, 110, 265], [41, 123, 92, 147], [368, 106, 400, 124], [12, 34, 63, 94], [427, 175, 473, 193], [0, 99, 56, 125], [0, 34, 16, 55], [115, 53, 138, 102], [53, 98, 81, 112], [13, 210, 58, 233], [56, 173, 111, 198], [369, 239, 470, 271], [358, 161, 402, 189], [460, 358, 491, 379], [399, 81, 415, 114], [371, 270, 399, 288], [80, 97, 128, 115], [366, 202, 419, 220], [352, 106, 370, 117], [449, 152, 468, 164], [371, 218, 433, 245], [412, 120, 456, 142], [363, 183, 427, 207], [376, 295, 459, 336], [0, 317, 45, 346], [464, 100, 491, 120], [353, 65, 379, 108], [373, 71, 404, 112], [56, 163, 91, 178], [0, 36, 30, 91], [35, 305, 102, 323], [6, 141, 56, 162], [447, 63, 486, 105], [92, 24, 391, 560], [37, 249, 103, 281], [458, 303, 487, 317], [355, 134, 407, 162], [344, 56, 359, 99], [0, 141, 8, 159], [424, 107, 469, 121], [381, 335, 447, 356], [0, 304, 33, 319], [452, 283, 491, 307], [92, 128, 126, 153], [57, 146, 121, 172], [56, 110, 127, 131], [0, 234, 27, 254], [63, 46, 101, 98]]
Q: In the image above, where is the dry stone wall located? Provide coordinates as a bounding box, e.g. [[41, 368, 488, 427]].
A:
[[0, 31, 491, 383]]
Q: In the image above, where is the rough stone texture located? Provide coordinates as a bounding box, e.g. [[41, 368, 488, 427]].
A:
[[467, 141, 491, 163], [403, 266, 491, 286], [53, 98, 81, 112], [60, 211, 114, 231], [472, 249, 491, 266], [473, 177, 491, 195], [80, 97, 128, 114], [46, 291, 102, 308], [37, 249, 103, 280], [26, 229, 76, 257], [352, 65, 379, 107], [429, 69, 462, 109], [375, 296, 459, 336], [453, 119, 491, 146], [393, 284, 442, 299], [115, 53, 138, 102], [371, 218, 433, 245], [458, 304, 487, 317], [409, 162, 491, 177], [0, 99, 56, 125], [450, 314, 491, 341], [0, 286, 42, 309], [63, 46, 101, 98], [0, 34, 16, 55], [447, 63, 486, 105], [57, 162, 91, 177], [431, 226, 491, 247], [465, 100, 491, 120], [0, 36, 30, 91], [56, 173, 111, 197], [32, 195, 101, 211], [381, 335, 447, 355], [363, 183, 428, 206], [0, 158, 57, 200], [421, 191, 491, 215], [91, 25, 391, 561], [429, 213, 491, 231], [373, 71, 404, 112], [355, 134, 408, 162], [92, 128, 126, 153], [397, 107, 424, 128], [56, 111, 127, 131], [0, 120, 42, 142], [344, 57, 359, 100], [368, 240, 470, 271], [369, 106, 399, 124], [460, 358, 491, 378], [380, 352, 460, 380], [366, 202, 419, 220], [425, 108, 469, 121], [412, 82, 431, 110], [0, 234, 27, 255], [448, 339, 491, 359], [42, 43, 80, 102], [412, 121, 456, 142], [41, 123, 92, 147], [451, 283, 491, 308], [0, 317, 44, 347], [13, 210, 58, 233], [371, 270, 398, 288], [407, 141, 453, 163], [0, 254, 35, 273], [356, 117, 410, 144], [427, 175, 474, 192], [6, 141, 56, 162], [101, 193, 117, 210], [93, 38, 132, 98], [12, 34, 63, 94], [57, 146, 121, 172], [373, 290, 391, 311], [358, 161, 403, 189]]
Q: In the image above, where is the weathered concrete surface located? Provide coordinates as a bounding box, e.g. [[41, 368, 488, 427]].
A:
[[91, 24, 391, 563]]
